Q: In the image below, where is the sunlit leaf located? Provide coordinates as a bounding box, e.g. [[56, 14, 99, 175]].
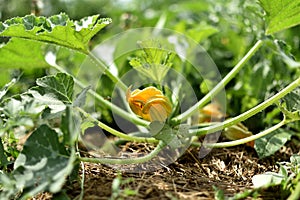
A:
[[129, 40, 175, 82], [0, 13, 111, 53], [259, 0, 300, 34], [0, 38, 51, 69], [0, 78, 17, 101]]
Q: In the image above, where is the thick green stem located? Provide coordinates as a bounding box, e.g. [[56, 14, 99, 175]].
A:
[[190, 76, 300, 136], [79, 140, 166, 164], [76, 107, 157, 143], [171, 40, 264, 124], [288, 174, 300, 200], [204, 118, 287, 148], [50, 62, 150, 127]]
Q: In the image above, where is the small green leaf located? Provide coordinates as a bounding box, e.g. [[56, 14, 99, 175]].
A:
[[0, 78, 17, 101], [290, 155, 300, 174], [34, 72, 74, 104], [278, 164, 288, 179], [0, 95, 45, 137], [28, 73, 75, 116], [80, 120, 95, 134], [274, 40, 300, 68], [282, 87, 300, 112], [0, 13, 111, 53], [73, 86, 91, 108], [278, 87, 300, 120], [252, 172, 284, 188], [129, 40, 175, 83], [259, 0, 300, 34], [290, 155, 300, 166], [255, 128, 293, 158], [213, 186, 225, 200], [149, 122, 190, 149]]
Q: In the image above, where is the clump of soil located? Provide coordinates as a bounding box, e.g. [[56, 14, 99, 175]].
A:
[[62, 140, 299, 200]]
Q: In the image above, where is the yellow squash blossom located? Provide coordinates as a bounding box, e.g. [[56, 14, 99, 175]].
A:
[[126, 86, 172, 122]]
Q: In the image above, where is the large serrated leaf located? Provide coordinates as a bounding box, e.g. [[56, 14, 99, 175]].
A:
[[0, 13, 111, 53], [0, 125, 75, 199], [259, 0, 300, 34], [0, 38, 51, 69]]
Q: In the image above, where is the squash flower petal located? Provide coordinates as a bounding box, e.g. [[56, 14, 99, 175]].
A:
[[126, 86, 172, 122]]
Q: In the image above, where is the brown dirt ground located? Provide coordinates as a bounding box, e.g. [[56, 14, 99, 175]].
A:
[[44, 138, 299, 200], [31, 136, 300, 200]]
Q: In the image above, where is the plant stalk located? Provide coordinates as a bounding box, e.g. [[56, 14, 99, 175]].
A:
[[76, 107, 157, 143], [171, 40, 264, 124], [190, 76, 300, 136], [79, 140, 166, 164], [204, 118, 287, 148]]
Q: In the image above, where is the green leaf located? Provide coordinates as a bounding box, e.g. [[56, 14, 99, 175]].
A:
[[149, 122, 190, 149], [278, 87, 300, 120], [129, 40, 175, 83], [213, 186, 225, 200], [0, 124, 75, 199], [60, 106, 81, 145], [0, 38, 52, 69], [282, 87, 300, 113], [73, 86, 91, 108], [290, 155, 300, 174], [0, 138, 9, 167], [259, 0, 300, 34], [33, 72, 74, 104], [254, 128, 293, 158], [252, 172, 284, 188], [0, 13, 111, 53], [1, 96, 44, 136], [275, 40, 300, 68], [187, 26, 218, 43], [0, 77, 17, 101]]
